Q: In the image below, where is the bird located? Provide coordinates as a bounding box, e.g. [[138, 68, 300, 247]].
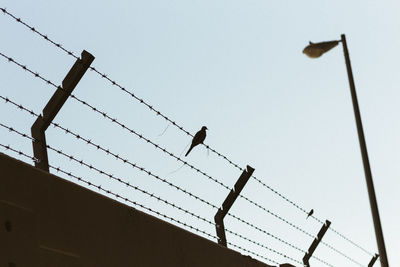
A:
[[185, 126, 208, 157], [306, 209, 314, 219]]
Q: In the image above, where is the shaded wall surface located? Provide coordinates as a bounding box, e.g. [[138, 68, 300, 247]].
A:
[[0, 153, 274, 267]]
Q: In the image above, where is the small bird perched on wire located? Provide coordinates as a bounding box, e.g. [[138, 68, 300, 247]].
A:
[[306, 209, 314, 219], [185, 126, 208, 157]]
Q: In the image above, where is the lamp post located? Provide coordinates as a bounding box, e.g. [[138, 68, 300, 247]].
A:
[[303, 34, 389, 267]]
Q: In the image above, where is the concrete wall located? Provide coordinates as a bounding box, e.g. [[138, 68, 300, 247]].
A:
[[0, 153, 274, 267]]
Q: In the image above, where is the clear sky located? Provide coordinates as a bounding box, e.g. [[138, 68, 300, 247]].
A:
[[1, 1, 399, 266]]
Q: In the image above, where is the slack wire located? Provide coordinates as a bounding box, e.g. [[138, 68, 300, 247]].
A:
[[0, 95, 362, 262], [0, 143, 280, 266], [0, 8, 375, 256], [0, 131, 295, 266]]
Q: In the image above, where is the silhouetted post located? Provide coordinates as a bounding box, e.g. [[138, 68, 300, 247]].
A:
[[368, 254, 380, 267], [302, 220, 331, 267], [303, 35, 388, 267], [31, 50, 94, 172], [214, 165, 254, 247], [341, 34, 388, 267]]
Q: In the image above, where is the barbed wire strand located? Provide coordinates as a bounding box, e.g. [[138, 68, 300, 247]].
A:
[[0, 11, 376, 256], [0, 47, 369, 264], [0, 5, 333, 211], [0, 97, 347, 267], [0, 87, 365, 266], [25, 123, 312, 257], [0, 8, 79, 60], [0, 5, 322, 211], [0, 53, 320, 227], [0, 134, 299, 266], [0, 143, 281, 266], [0, 54, 308, 231], [0, 116, 362, 267], [0, 9, 375, 257], [2, 97, 343, 267]]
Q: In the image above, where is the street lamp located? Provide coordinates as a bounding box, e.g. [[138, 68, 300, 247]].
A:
[[303, 34, 389, 267]]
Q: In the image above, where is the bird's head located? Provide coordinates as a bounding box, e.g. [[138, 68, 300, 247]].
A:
[[201, 126, 208, 131]]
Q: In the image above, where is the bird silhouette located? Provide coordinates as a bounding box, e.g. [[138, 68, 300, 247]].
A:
[[306, 209, 314, 219], [185, 126, 208, 157]]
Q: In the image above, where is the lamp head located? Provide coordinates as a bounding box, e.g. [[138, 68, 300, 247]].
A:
[[303, 40, 340, 58]]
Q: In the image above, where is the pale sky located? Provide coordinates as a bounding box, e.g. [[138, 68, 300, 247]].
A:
[[1, 1, 399, 266]]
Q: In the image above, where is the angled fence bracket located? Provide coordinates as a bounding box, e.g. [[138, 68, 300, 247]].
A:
[[31, 50, 95, 172], [368, 253, 379, 267], [303, 220, 331, 267], [214, 165, 255, 247]]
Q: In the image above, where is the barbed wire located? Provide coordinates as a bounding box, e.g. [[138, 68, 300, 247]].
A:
[[329, 228, 373, 257], [321, 241, 366, 267], [0, 51, 321, 238], [54, 162, 303, 265], [0, 129, 301, 266], [0, 51, 58, 87], [4, 84, 309, 238], [0, 143, 39, 163], [1, 113, 365, 266], [0, 142, 281, 266], [0, 6, 316, 208], [0, 55, 308, 232], [0, 8, 375, 256], [0, 95, 344, 267], [0, 52, 231, 191], [0, 87, 365, 266], [0, 8, 79, 60]]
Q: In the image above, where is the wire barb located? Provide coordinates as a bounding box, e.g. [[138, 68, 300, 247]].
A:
[[0, 94, 366, 266], [0, 95, 327, 261], [0, 134, 295, 266], [1, 9, 375, 257], [0, 52, 58, 88], [0, 8, 79, 59]]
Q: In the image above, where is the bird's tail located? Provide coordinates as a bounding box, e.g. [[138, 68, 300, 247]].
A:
[[185, 145, 194, 157]]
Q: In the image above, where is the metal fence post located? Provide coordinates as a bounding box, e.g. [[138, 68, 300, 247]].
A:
[[214, 165, 254, 247], [31, 50, 94, 171], [303, 220, 331, 267]]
